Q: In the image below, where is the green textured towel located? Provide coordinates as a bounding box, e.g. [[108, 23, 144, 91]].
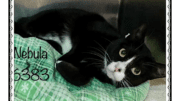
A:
[[14, 34, 150, 101]]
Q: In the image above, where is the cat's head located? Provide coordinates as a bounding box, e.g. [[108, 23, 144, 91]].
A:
[[104, 24, 166, 87]]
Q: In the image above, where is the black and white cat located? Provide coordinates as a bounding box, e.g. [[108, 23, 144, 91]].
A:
[[15, 0, 165, 88]]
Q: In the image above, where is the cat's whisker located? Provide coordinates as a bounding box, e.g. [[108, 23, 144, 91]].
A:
[[124, 80, 130, 88], [105, 52, 111, 62], [121, 80, 124, 87], [104, 56, 109, 68], [121, 83, 123, 87], [83, 52, 104, 60], [122, 80, 126, 88], [85, 58, 104, 62], [104, 58, 107, 68], [143, 62, 157, 65], [87, 63, 103, 66], [104, 53, 111, 63], [135, 29, 155, 51], [124, 81, 129, 88], [89, 51, 105, 58], [101, 37, 114, 44], [142, 63, 157, 68], [125, 78, 148, 90], [86, 63, 103, 67], [89, 47, 106, 56], [93, 40, 112, 62], [86, 62, 104, 66], [124, 80, 133, 93], [124, 81, 128, 88], [147, 29, 155, 38], [135, 42, 144, 50], [116, 82, 121, 87], [89, 50, 110, 64], [87, 51, 111, 66], [119, 82, 122, 87], [124, 78, 133, 86], [143, 64, 162, 70], [116, 79, 133, 88], [143, 64, 155, 66]]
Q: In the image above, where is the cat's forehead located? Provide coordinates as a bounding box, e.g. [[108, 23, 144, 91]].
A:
[[110, 38, 150, 52], [108, 38, 134, 49], [107, 43, 153, 63]]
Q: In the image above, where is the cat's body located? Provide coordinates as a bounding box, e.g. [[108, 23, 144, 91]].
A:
[[15, 1, 165, 88]]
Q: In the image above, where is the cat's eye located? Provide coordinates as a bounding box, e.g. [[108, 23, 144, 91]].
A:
[[119, 48, 126, 57], [131, 68, 141, 75]]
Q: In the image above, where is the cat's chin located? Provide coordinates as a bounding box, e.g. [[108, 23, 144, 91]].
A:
[[103, 57, 136, 83], [105, 68, 125, 83], [104, 61, 127, 81]]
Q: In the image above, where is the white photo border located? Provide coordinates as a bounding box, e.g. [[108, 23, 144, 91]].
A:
[[9, 0, 14, 101], [9, 0, 171, 101], [166, 0, 171, 101]]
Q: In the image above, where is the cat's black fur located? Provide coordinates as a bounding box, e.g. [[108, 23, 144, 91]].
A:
[[15, 0, 165, 88]]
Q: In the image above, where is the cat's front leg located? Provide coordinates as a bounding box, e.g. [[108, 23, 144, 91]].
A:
[[55, 61, 92, 86], [79, 64, 114, 85], [94, 69, 114, 85]]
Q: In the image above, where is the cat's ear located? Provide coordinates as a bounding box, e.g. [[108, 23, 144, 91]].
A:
[[128, 24, 147, 43], [148, 62, 166, 80]]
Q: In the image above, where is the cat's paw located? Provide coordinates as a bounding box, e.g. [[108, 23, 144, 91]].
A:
[[55, 61, 92, 86]]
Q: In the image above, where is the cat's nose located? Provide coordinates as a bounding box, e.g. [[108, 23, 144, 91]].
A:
[[114, 68, 121, 72]]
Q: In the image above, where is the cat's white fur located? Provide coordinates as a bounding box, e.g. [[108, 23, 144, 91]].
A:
[[39, 33, 72, 55], [60, 35, 72, 54], [104, 56, 136, 82]]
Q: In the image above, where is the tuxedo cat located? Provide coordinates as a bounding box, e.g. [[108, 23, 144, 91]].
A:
[[15, 1, 165, 88]]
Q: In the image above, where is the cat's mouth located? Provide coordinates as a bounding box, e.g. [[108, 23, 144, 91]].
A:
[[105, 61, 126, 82], [104, 64, 130, 88], [103, 57, 135, 83]]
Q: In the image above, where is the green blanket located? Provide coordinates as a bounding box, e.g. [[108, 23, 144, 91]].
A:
[[14, 34, 150, 101]]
